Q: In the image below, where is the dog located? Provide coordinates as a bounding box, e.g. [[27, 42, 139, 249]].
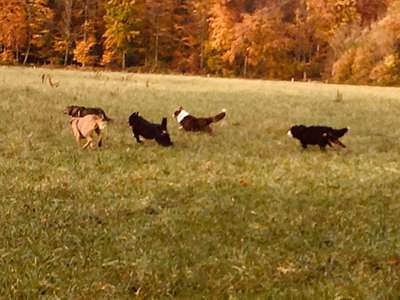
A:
[[69, 114, 107, 149], [64, 105, 112, 121], [287, 125, 348, 150], [173, 106, 226, 133], [128, 112, 173, 147]]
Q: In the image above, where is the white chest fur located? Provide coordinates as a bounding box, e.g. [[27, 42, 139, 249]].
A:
[[177, 110, 190, 123]]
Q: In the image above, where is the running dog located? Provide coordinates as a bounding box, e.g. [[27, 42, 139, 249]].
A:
[[288, 125, 348, 150], [173, 107, 226, 133], [128, 112, 173, 147], [64, 105, 112, 121], [69, 114, 107, 149]]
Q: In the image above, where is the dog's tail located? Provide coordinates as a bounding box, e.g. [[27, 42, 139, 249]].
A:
[[212, 109, 226, 123], [327, 127, 348, 148], [102, 113, 112, 122], [161, 117, 168, 131], [331, 127, 348, 138]]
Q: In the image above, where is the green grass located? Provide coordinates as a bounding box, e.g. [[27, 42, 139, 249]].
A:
[[1, 66, 400, 298]]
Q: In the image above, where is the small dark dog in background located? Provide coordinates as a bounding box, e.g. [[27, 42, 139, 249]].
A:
[[128, 112, 173, 147], [288, 125, 348, 150], [64, 105, 112, 121], [173, 106, 226, 133]]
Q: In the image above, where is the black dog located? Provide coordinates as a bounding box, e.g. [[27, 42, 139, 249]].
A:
[[64, 105, 112, 121], [172, 106, 226, 133], [128, 112, 173, 147], [288, 125, 348, 150]]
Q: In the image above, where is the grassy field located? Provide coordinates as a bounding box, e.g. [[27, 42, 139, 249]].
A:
[[1, 66, 400, 299]]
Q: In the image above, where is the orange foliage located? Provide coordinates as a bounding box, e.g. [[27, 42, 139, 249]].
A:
[[73, 36, 97, 66]]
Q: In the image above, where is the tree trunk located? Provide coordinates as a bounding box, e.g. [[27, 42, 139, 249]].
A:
[[122, 50, 126, 69], [16, 47, 19, 63], [243, 55, 248, 77], [83, 0, 89, 43], [63, 0, 73, 66], [23, 42, 31, 65], [199, 14, 207, 73], [154, 15, 159, 69], [23, 1, 32, 65], [64, 47, 69, 65]]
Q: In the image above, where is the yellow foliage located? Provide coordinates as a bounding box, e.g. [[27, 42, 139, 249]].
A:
[[369, 54, 400, 85], [332, 49, 355, 83], [0, 50, 15, 64], [384, 54, 396, 68]]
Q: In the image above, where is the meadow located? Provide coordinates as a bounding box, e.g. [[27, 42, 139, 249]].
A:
[[1, 66, 400, 299]]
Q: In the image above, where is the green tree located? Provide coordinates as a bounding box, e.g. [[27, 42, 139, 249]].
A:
[[102, 0, 141, 69]]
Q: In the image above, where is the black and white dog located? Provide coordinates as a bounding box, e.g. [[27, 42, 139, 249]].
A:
[[288, 125, 348, 150], [128, 112, 173, 147], [173, 106, 226, 133], [64, 105, 112, 121]]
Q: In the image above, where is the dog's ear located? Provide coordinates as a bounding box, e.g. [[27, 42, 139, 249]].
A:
[[161, 117, 167, 130], [71, 107, 79, 116]]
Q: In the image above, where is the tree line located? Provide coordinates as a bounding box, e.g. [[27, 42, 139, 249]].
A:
[[1, 0, 400, 85]]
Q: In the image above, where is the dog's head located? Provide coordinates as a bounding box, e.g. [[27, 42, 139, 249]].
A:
[[155, 117, 173, 147], [128, 112, 140, 127], [287, 125, 306, 139], [172, 106, 183, 119], [173, 106, 190, 124], [64, 105, 83, 117]]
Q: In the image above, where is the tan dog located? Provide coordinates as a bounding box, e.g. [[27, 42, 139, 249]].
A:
[[69, 115, 107, 149]]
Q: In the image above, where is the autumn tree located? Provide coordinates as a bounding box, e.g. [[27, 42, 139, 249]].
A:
[[207, 1, 236, 75], [22, 0, 53, 64], [0, 0, 27, 63], [138, 0, 173, 70], [332, 0, 400, 85], [356, 0, 389, 26], [73, 0, 104, 66], [102, 0, 141, 69], [170, 0, 213, 73]]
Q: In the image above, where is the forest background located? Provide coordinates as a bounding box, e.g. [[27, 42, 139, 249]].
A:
[[1, 0, 400, 86]]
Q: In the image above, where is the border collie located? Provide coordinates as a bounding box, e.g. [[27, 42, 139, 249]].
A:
[[173, 107, 226, 133], [288, 125, 348, 150], [128, 112, 173, 147], [64, 105, 112, 121]]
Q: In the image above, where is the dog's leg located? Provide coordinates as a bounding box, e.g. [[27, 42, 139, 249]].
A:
[[319, 145, 327, 151], [82, 131, 94, 149], [134, 132, 143, 144], [333, 139, 346, 148], [301, 142, 307, 149], [90, 138, 96, 149], [82, 139, 91, 149], [95, 127, 103, 147], [71, 123, 81, 147], [73, 131, 81, 146]]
